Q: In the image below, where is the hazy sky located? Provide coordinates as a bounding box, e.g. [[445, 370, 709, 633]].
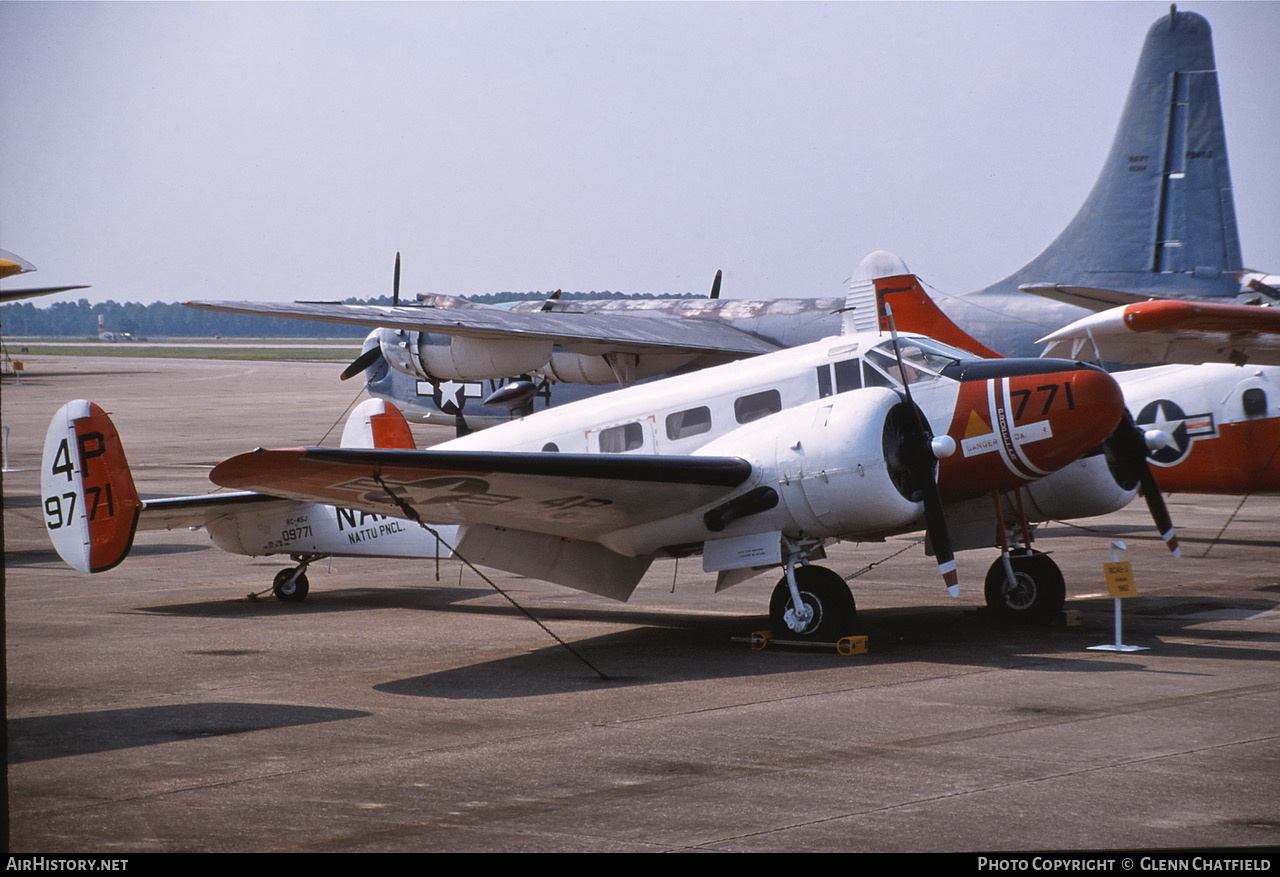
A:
[[2, 1, 1277, 306]]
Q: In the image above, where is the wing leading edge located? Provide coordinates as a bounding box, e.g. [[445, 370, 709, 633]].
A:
[[185, 300, 780, 357], [211, 448, 753, 543]]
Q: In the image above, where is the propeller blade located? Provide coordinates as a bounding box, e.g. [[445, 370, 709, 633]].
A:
[[917, 453, 959, 595], [882, 303, 958, 594], [392, 252, 401, 307], [1106, 411, 1180, 557], [709, 269, 722, 300], [1138, 464, 1180, 558], [340, 345, 384, 381]]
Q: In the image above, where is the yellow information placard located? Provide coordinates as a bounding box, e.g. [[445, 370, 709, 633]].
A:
[[1103, 561, 1137, 598]]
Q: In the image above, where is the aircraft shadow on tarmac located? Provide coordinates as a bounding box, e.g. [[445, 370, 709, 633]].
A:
[[363, 594, 1280, 699], [7, 702, 369, 763], [4, 543, 208, 567]]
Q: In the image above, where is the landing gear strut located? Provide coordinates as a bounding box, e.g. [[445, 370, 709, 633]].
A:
[[272, 555, 321, 602], [769, 565, 857, 640], [983, 548, 1065, 624]]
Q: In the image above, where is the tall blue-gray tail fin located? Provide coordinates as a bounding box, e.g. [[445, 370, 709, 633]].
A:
[[979, 7, 1243, 302]]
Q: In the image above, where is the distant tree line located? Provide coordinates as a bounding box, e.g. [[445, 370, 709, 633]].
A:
[[0, 291, 696, 338]]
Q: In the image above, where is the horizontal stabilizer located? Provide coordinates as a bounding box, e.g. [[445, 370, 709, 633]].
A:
[[1018, 283, 1158, 312], [138, 492, 296, 531]]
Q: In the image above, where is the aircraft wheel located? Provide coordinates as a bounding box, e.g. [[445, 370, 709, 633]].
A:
[[769, 566, 856, 640], [983, 550, 1064, 624], [273, 568, 310, 602]]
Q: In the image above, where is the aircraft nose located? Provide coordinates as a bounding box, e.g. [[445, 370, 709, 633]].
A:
[[1035, 363, 1126, 468], [938, 360, 1127, 498], [1078, 365, 1124, 421]]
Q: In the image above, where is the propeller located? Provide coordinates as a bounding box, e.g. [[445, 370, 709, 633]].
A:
[[339, 252, 402, 381], [539, 290, 563, 312], [1104, 410, 1181, 557], [340, 344, 385, 381], [709, 269, 722, 300], [882, 303, 959, 595]]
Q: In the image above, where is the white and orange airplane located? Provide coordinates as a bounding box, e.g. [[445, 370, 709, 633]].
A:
[[43, 267, 1176, 639], [1036, 300, 1280, 495]]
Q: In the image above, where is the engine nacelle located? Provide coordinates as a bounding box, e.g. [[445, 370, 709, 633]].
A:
[[1018, 453, 1137, 521], [700, 388, 924, 540], [537, 350, 699, 385], [377, 328, 553, 381]]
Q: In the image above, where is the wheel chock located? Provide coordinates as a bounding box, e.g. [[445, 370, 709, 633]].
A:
[[836, 635, 868, 655]]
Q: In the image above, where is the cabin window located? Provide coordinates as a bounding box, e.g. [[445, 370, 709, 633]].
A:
[[817, 359, 863, 397], [734, 389, 782, 424], [816, 366, 833, 398], [834, 358, 862, 393], [598, 422, 644, 453], [666, 406, 712, 440]]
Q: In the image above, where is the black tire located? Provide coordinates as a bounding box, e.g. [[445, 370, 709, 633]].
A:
[[983, 550, 1064, 624], [769, 566, 856, 640], [272, 568, 310, 602]]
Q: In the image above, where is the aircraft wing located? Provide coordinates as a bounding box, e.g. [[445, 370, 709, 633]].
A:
[[0, 285, 90, 303], [185, 300, 781, 357], [1037, 300, 1280, 365], [210, 447, 753, 543], [138, 492, 297, 530]]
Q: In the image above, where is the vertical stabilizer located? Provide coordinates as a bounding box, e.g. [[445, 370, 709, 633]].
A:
[[340, 398, 417, 449], [41, 401, 143, 573], [985, 8, 1242, 295]]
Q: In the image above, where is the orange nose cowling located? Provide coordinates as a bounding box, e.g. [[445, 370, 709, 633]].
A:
[[939, 366, 1125, 500]]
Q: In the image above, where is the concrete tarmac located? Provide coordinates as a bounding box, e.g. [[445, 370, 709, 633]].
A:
[[4, 357, 1278, 852]]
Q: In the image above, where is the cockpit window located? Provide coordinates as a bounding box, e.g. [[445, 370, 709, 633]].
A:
[[864, 338, 965, 387]]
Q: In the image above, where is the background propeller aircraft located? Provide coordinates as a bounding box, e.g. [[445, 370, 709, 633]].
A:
[[188, 8, 1271, 400]]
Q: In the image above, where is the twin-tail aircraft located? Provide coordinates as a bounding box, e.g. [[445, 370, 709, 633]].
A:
[[44, 265, 1177, 639], [187, 7, 1274, 428], [42, 397, 457, 602]]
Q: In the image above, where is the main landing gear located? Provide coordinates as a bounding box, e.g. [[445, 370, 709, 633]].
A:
[[983, 548, 1065, 624], [270, 554, 325, 602], [765, 547, 1066, 640], [769, 564, 857, 641]]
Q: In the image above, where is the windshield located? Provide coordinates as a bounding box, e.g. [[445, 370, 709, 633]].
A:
[[863, 337, 971, 387]]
